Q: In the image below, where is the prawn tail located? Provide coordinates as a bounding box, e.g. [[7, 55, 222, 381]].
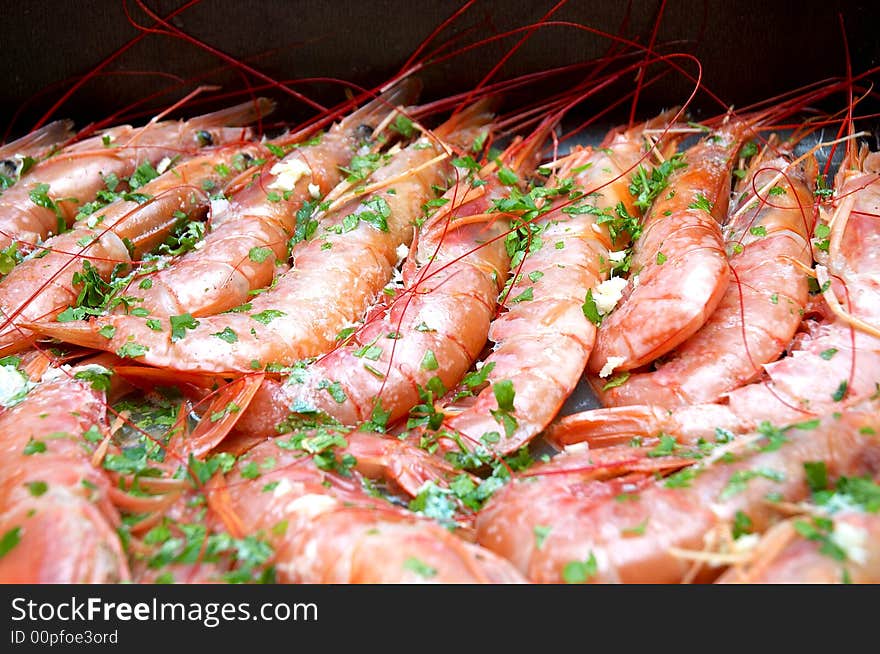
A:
[[26, 319, 110, 351], [345, 431, 461, 497], [169, 373, 266, 460], [204, 474, 248, 539], [544, 405, 669, 449], [188, 97, 276, 129], [0, 332, 37, 357], [0, 119, 74, 160]]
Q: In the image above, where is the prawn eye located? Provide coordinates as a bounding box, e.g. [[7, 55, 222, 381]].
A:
[[196, 130, 214, 147], [355, 124, 374, 142], [0, 159, 18, 178]]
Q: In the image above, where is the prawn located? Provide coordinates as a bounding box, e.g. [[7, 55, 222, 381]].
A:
[[477, 399, 880, 583], [594, 147, 818, 407], [0, 359, 128, 583], [436, 111, 679, 457], [724, 144, 880, 424], [116, 81, 420, 317], [587, 120, 748, 377], [550, 144, 880, 448], [233, 124, 537, 435], [0, 141, 267, 355], [208, 431, 525, 583], [33, 101, 493, 372], [0, 98, 271, 253]]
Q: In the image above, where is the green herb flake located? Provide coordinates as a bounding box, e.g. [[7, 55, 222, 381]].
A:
[[731, 511, 753, 539], [403, 556, 437, 578], [391, 114, 415, 138], [420, 350, 439, 371], [804, 461, 828, 493], [212, 327, 238, 343], [820, 348, 838, 360], [25, 481, 48, 497], [562, 553, 598, 583], [493, 379, 516, 412], [688, 193, 713, 213], [116, 341, 149, 359], [169, 313, 200, 342], [248, 247, 274, 263], [23, 439, 47, 455], [533, 525, 552, 550], [0, 527, 21, 559], [251, 309, 286, 325], [582, 289, 602, 325], [73, 368, 112, 392]]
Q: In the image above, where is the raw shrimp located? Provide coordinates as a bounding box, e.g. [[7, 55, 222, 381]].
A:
[[551, 145, 880, 448], [118, 81, 420, 317], [0, 361, 127, 583], [0, 142, 266, 355], [717, 508, 880, 583], [437, 113, 678, 456], [0, 120, 73, 189], [34, 102, 493, 372], [211, 431, 525, 583], [594, 150, 817, 407], [0, 99, 270, 253], [724, 145, 880, 424], [235, 147, 521, 435], [587, 121, 747, 376], [477, 399, 880, 583]]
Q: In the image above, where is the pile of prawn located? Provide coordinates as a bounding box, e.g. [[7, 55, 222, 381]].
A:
[[1, 12, 879, 586]]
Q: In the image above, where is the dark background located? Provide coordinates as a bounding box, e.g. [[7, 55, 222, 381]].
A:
[[1, 0, 878, 138]]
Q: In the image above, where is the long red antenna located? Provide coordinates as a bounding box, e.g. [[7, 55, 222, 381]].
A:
[[31, 0, 203, 131]]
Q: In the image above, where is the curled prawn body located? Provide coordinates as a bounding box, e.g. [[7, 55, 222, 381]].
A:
[[553, 147, 880, 448], [34, 104, 492, 374], [0, 363, 128, 583], [477, 401, 880, 583], [213, 432, 525, 583], [0, 142, 267, 355], [587, 123, 745, 376], [0, 100, 269, 253], [119, 83, 419, 318], [232, 108, 605, 438], [595, 152, 817, 407], [236, 174, 511, 435], [438, 116, 673, 456], [722, 150, 880, 426]]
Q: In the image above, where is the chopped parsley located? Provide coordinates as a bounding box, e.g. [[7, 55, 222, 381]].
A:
[[688, 193, 713, 213], [169, 313, 199, 342], [0, 527, 21, 559], [562, 553, 598, 583]]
